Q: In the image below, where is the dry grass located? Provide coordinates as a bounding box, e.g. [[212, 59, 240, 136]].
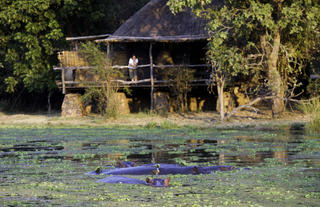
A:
[[0, 110, 308, 129]]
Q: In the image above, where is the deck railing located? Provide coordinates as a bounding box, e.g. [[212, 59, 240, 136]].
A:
[[54, 63, 213, 94]]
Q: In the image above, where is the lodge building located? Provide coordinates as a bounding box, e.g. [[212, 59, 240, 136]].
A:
[[54, 0, 217, 116]]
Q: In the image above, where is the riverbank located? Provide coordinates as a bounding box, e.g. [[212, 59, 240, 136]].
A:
[[0, 110, 309, 129]]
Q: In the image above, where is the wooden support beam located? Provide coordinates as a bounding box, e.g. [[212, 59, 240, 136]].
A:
[[53, 64, 152, 70], [62, 68, 66, 94], [153, 64, 210, 68], [57, 78, 211, 85], [150, 43, 154, 111], [66, 34, 110, 41], [106, 42, 110, 59], [311, 74, 320, 79]]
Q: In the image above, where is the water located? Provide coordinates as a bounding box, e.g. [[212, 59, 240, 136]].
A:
[[1, 127, 319, 167], [0, 127, 319, 206]]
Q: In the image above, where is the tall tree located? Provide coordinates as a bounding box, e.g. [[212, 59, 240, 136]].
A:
[[0, 0, 149, 97], [168, 0, 320, 118], [0, 0, 64, 94]]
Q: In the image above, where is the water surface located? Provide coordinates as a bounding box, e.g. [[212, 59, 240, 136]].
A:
[[0, 126, 319, 206]]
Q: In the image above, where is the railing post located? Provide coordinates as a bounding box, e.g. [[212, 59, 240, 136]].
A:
[[149, 43, 154, 111], [62, 68, 66, 94]]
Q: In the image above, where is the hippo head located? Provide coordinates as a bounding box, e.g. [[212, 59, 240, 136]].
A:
[[116, 161, 136, 168], [95, 167, 102, 175], [193, 166, 200, 174], [218, 166, 236, 171], [146, 177, 170, 187]]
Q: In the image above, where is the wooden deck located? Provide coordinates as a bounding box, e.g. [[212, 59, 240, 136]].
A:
[[54, 42, 214, 111]]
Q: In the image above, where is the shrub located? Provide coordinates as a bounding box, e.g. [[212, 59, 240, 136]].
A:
[[78, 42, 122, 118]]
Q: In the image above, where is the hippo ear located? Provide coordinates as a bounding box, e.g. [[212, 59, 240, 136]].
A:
[[164, 177, 170, 187], [146, 177, 151, 183], [220, 166, 228, 171]]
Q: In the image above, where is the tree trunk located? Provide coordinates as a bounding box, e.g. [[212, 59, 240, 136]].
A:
[[47, 91, 52, 115], [267, 29, 285, 117], [216, 73, 225, 121]]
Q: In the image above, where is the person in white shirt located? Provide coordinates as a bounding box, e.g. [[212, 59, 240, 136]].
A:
[[128, 55, 138, 81]]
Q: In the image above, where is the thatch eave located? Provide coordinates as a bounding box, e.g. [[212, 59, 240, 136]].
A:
[[66, 34, 110, 41], [96, 35, 209, 43]]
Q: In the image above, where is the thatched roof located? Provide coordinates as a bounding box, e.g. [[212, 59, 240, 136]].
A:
[[97, 0, 209, 43]]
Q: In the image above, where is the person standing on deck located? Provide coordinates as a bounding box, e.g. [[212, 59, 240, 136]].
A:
[[128, 55, 138, 81]]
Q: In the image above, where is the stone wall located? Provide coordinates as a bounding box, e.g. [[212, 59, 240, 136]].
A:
[[153, 92, 170, 112], [114, 93, 130, 114], [216, 92, 235, 113], [189, 97, 206, 112], [61, 94, 85, 117]]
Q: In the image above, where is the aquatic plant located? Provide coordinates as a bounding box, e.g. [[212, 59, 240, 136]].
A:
[[144, 122, 158, 129], [159, 120, 179, 129]]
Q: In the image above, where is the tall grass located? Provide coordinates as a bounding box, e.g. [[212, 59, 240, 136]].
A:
[[299, 98, 320, 133]]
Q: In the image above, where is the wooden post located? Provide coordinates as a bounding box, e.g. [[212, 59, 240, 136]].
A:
[[75, 41, 79, 51], [149, 43, 154, 111], [62, 68, 66, 94]]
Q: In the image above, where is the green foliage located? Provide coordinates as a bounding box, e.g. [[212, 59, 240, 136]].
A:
[[0, 0, 64, 93], [307, 79, 320, 97], [0, 0, 148, 105], [162, 67, 195, 112], [168, 0, 320, 100], [78, 42, 122, 118]]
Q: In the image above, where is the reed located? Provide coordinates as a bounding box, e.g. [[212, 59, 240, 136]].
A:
[[299, 97, 320, 133]]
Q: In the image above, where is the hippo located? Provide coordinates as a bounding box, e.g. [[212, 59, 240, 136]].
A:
[[88, 163, 247, 187], [97, 176, 170, 187], [88, 161, 138, 175], [87, 163, 239, 176]]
